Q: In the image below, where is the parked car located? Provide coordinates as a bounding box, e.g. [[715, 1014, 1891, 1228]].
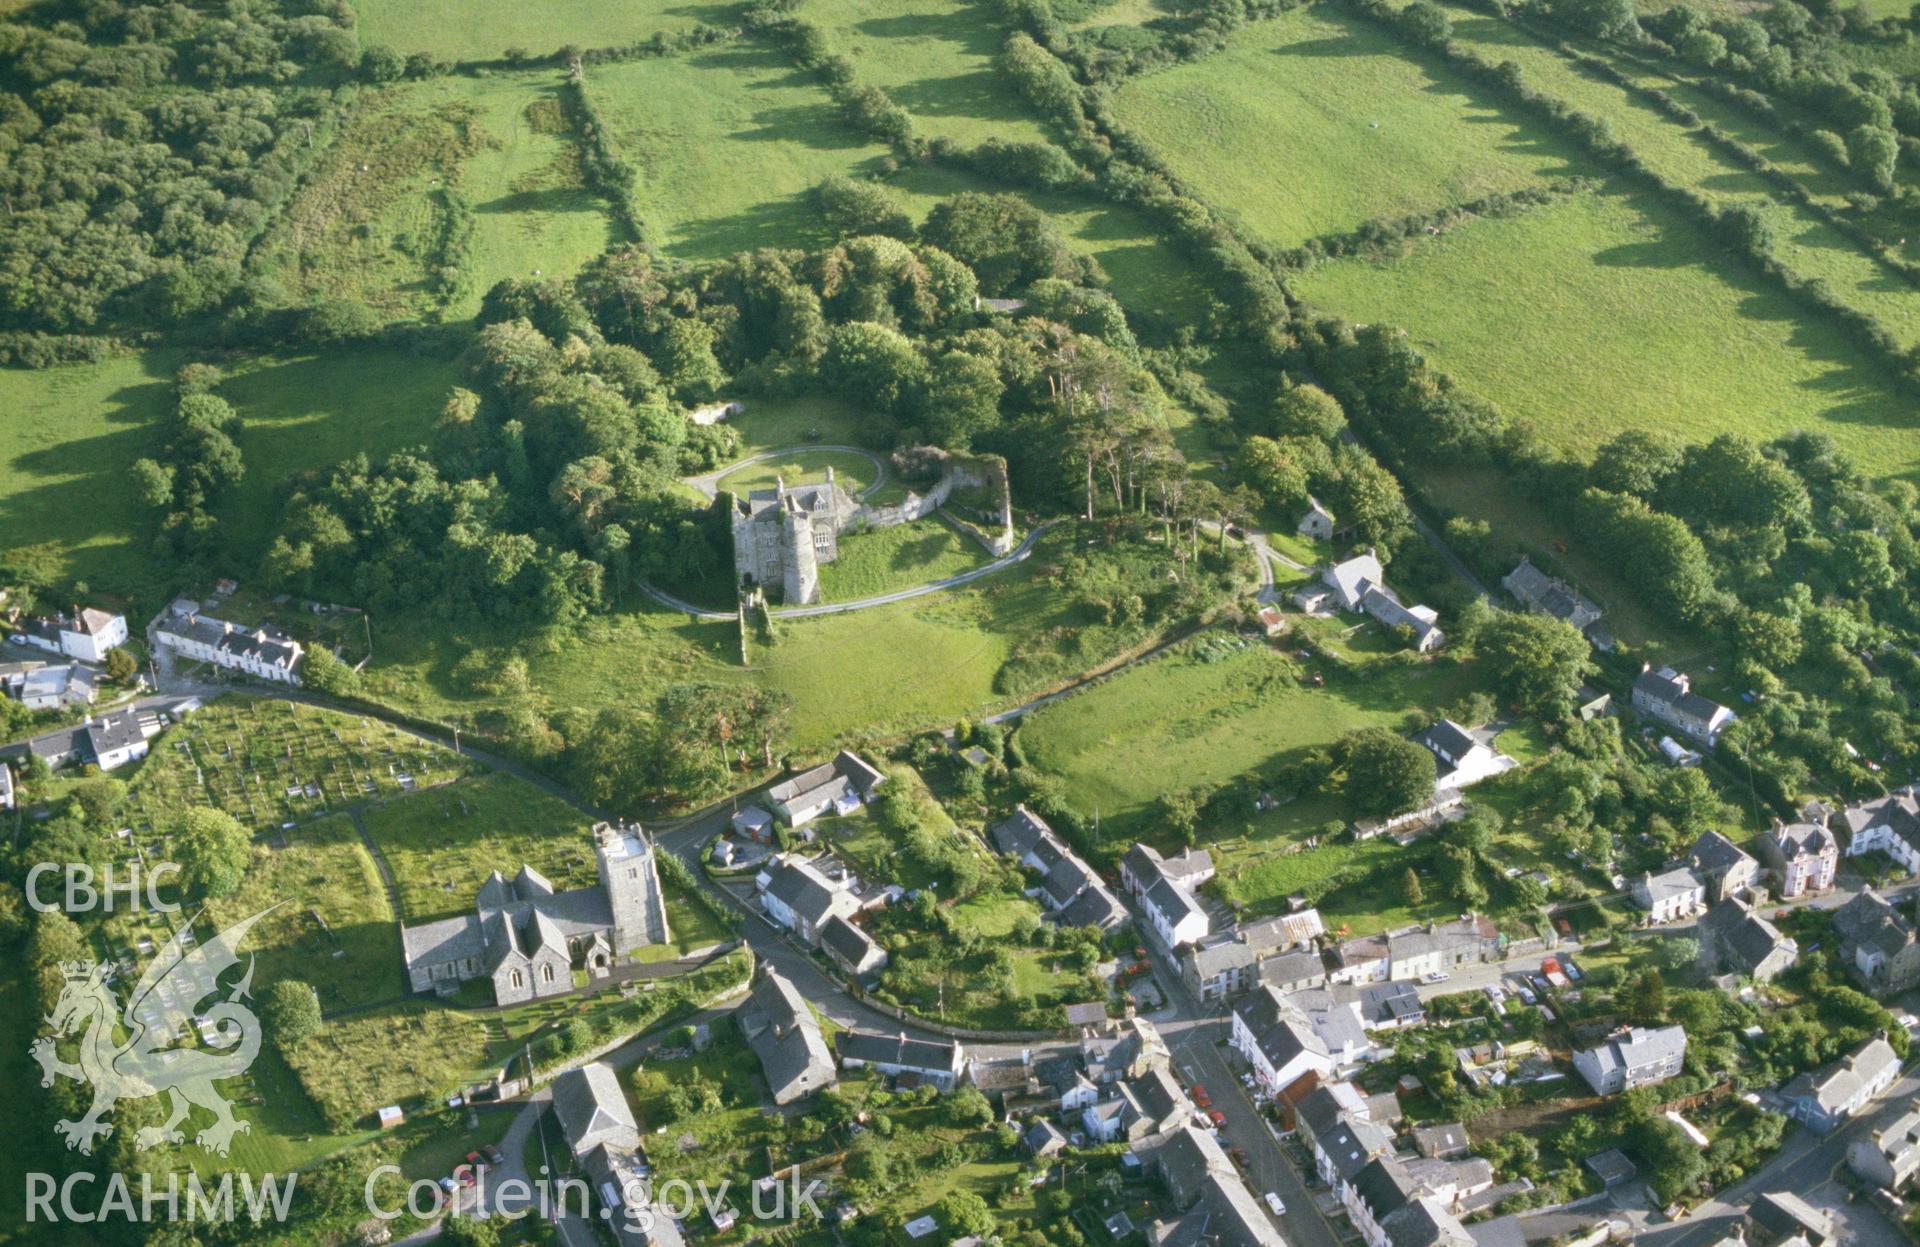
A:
[[1232, 1146, 1251, 1167], [1208, 1109, 1227, 1128], [1265, 1192, 1287, 1216], [482, 1144, 505, 1166], [1190, 1085, 1212, 1108], [465, 1150, 488, 1173], [437, 1177, 457, 1197], [1516, 986, 1538, 1005], [1421, 971, 1449, 984], [453, 1165, 477, 1189], [1564, 960, 1583, 982]]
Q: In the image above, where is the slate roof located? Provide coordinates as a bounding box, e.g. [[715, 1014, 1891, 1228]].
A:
[[1236, 986, 1332, 1073], [1783, 1035, 1900, 1114], [1413, 1122, 1470, 1157], [740, 967, 835, 1103], [1353, 1155, 1423, 1221], [85, 709, 143, 756], [1772, 820, 1837, 864], [1414, 720, 1479, 765], [551, 1063, 640, 1159], [1325, 552, 1386, 611], [762, 856, 850, 925], [1320, 1114, 1395, 1180], [1748, 1191, 1832, 1245], [835, 1029, 961, 1076], [991, 806, 1051, 858], [1057, 883, 1126, 929], [1690, 830, 1757, 878], [1382, 1195, 1475, 1247], [1258, 947, 1329, 989], [767, 750, 885, 809], [1580, 1025, 1686, 1078], [819, 914, 882, 970], [1633, 866, 1704, 909], [1701, 899, 1797, 975]]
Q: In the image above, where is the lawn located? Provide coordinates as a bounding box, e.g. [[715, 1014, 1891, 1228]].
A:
[[1296, 187, 1920, 476], [807, 0, 1058, 148], [714, 448, 878, 497], [1019, 630, 1482, 848], [281, 1000, 493, 1130], [356, 772, 599, 923], [350, 0, 736, 61], [816, 520, 989, 600], [590, 42, 894, 259], [1110, 5, 1585, 248], [720, 394, 871, 454]]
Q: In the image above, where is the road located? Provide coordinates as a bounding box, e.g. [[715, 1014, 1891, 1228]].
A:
[[1131, 905, 1346, 1247], [634, 519, 1061, 620]]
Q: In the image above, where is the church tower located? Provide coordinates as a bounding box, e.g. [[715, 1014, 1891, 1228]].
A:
[[593, 821, 671, 953]]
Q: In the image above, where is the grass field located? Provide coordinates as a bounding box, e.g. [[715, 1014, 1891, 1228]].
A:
[[1428, 3, 1920, 347], [364, 525, 1200, 756], [1297, 187, 1920, 475], [0, 350, 174, 595], [197, 814, 404, 1013], [714, 449, 878, 496], [816, 521, 988, 600], [0, 348, 453, 598], [808, 0, 1057, 148], [351, 0, 735, 61], [591, 43, 894, 259], [1110, 6, 1585, 248], [892, 165, 1214, 327], [253, 73, 618, 321], [1019, 629, 1481, 848]]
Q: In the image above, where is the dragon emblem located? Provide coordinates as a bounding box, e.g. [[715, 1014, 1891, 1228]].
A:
[[30, 906, 278, 1157]]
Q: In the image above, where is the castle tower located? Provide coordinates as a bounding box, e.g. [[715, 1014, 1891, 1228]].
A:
[[593, 821, 670, 953]]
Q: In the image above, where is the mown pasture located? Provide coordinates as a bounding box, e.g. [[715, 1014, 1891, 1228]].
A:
[[1424, 2, 1920, 347], [350, 0, 736, 61], [807, 0, 1057, 148], [1110, 6, 1585, 247], [1297, 188, 1920, 475], [590, 43, 894, 259]]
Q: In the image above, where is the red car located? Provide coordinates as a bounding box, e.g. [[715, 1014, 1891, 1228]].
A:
[[1208, 1109, 1228, 1128], [465, 1150, 488, 1172], [453, 1165, 477, 1189], [1190, 1085, 1212, 1108], [1232, 1146, 1251, 1167]]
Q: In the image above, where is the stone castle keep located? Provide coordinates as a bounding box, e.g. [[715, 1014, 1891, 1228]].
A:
[[731, 470, 862, 606], [730, 456, 1016, 605]]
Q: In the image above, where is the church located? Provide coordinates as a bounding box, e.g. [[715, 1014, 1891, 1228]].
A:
[[400, 821, 672, 1006]]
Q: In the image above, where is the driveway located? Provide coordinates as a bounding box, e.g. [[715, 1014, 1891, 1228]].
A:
[[681, 444, 890, 502]]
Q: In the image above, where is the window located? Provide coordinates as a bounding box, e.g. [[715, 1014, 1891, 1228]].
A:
[[542, 964, 555, 984], [511, 970, 523, 989]]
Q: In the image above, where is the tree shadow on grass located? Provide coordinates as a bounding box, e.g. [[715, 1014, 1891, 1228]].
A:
[[733, 100, 879, 152]]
